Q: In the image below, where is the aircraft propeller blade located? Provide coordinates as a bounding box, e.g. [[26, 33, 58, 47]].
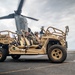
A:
[[16, 0, 25, 15], [21, 15, 39, 21], [0, 14, 14, 19]]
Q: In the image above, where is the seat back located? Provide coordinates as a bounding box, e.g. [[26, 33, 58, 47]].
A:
[[24, 37, 30, 46], [20, 37, 25, 46]]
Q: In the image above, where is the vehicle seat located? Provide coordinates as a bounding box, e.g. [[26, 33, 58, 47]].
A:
[[19, 35, 39, 49], [20, 36, 25, 46], [25, 37, 39, 48]]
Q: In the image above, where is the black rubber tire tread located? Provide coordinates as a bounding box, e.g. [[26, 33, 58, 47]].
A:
[[48, 45, 67, 63], [11, 55, 21, 60], [0, 48, 7, 62]]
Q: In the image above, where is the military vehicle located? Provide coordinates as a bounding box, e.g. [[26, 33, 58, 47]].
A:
[[0, 26, 69, 63]]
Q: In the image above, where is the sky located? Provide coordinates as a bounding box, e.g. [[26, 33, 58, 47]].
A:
[[0, 0, 75, 50]]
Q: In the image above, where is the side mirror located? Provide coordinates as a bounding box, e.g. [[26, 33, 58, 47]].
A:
[[65, 26, 69, 35]]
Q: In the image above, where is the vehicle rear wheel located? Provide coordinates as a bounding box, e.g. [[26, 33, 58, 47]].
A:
[[0, 48, 7, 62], [11, 55, 21, 60], [48, 45, 67, 63]]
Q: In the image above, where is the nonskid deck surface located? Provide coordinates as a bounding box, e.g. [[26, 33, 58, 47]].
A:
[[0, 51, 75, 75]]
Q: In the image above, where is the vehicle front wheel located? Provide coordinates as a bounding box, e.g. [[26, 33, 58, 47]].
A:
[[0, 48, 7, 62], [48, 45, 67, 63], [11, 55, 21, 60]]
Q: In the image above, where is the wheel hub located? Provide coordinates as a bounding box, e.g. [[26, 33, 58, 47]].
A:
[[51, 48, 63, 60]]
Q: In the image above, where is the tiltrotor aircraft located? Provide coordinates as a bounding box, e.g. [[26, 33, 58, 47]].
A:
[[0, 0, 38, 34]]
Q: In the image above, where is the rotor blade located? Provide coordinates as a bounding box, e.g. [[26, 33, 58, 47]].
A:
[[25, 16, 39, 21], [0, 14, 14, 19], [16, 0, 25, 15], [21, 15, 39, 21]]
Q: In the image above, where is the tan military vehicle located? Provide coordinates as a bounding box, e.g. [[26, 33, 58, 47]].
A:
[[0, 26, 69, 63]]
